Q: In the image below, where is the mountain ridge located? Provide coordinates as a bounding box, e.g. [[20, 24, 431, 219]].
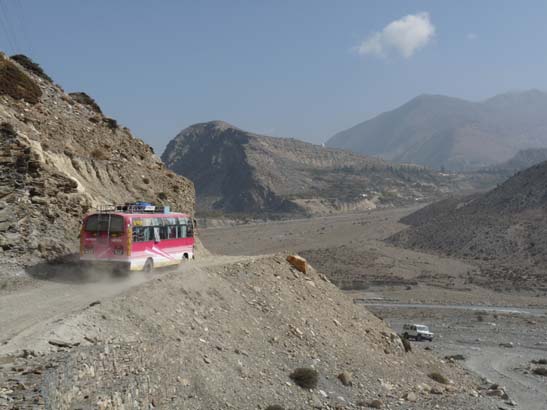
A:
[[327, 90, 547, 171], [162, 121, 465, 216]]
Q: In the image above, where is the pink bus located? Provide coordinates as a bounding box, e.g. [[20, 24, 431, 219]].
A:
[[80, 203, 195, 272]]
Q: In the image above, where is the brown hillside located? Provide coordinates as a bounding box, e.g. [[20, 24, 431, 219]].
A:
[[389, 161, 547, 291]]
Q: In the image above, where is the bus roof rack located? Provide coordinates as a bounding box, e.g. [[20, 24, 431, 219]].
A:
[[97, 203, 171, 214]]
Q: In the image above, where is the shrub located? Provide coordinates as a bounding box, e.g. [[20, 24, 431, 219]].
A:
[[10, 54, 52, 82], [367, 399, 383, 409], [102, 117, 118, 131], [533, 367, 547, 376], [401, 336, 412, 353], [158, 192, 168, 200], [445, 354, 466, 361], [289, 368, 318, 389], [0, 58, 42, 104], [90, 148, 109, 160], [142, 177, 150, 184], [428, 372, 448, 384], [0, 122, 16, 139], [69, 92, 102, 114], [532, 359, 547, 365]]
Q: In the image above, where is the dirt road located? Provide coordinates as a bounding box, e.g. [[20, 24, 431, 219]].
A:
[[0, 255, 243, 356]]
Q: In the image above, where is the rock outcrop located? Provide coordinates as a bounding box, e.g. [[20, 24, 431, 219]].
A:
[[0, 52, 195, 265], [162, 121, 462, 216]]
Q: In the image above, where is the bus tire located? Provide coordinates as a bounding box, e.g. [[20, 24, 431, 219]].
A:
[[183, 253, 189, 260], [143, 258, 153, 273]]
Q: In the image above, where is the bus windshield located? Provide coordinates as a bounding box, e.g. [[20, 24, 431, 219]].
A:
[[85, 214, 125, 233]]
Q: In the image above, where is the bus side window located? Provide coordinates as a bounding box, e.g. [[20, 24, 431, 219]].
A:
[[179, 224, 187, 238], [133, 227, 143, 242], [187, 222, 194, 238], [158, 226, 168, 240], [168, 226, 176, 239]]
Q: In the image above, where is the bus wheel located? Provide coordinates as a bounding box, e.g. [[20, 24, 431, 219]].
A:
[[143, 258, 153, 273], [183, 253, 189, 261]]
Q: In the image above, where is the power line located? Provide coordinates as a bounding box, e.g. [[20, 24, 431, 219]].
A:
[[12, 0, 33, 55], [0, 0, 18, 53]]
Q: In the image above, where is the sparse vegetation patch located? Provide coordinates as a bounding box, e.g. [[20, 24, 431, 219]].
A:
[[11, 54, 53, 82], [90, 148, 109, 160], [69, 92, 102, 114], [102, 117, 118, 131], [428, 371, 448, 384], [0, 58, 42, 104]]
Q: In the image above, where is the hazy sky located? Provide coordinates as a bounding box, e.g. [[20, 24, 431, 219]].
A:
[[1, 1, 546, 154]]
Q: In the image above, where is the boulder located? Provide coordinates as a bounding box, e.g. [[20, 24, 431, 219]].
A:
[[287, 255, 307, 273]]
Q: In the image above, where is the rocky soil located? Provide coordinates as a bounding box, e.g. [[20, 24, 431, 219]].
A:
[[0, 52, 195, 268], [162, 121, 467, 216], [0, 255, 499, 409], [200, 208, 547, 409]]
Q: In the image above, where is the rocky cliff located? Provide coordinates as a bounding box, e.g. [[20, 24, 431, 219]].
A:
[[162, 121, 462, 216], [0, 52, 195, 266]]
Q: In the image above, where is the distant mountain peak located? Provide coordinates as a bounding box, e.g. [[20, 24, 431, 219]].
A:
[[193, 120, 240, 131], [327, 90, 547, 171]]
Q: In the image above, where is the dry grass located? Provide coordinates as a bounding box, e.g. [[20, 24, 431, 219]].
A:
[[0, 58, 42, 104], [90, 148, 109, 160], [11, 54, 52, 82]]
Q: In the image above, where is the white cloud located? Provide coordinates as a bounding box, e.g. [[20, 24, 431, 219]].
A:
[[467, 33, 477, 40], [357, 12, 435, 58]]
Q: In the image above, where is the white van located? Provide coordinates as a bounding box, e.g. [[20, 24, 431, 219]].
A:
[[402, 324, 434, 341]]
